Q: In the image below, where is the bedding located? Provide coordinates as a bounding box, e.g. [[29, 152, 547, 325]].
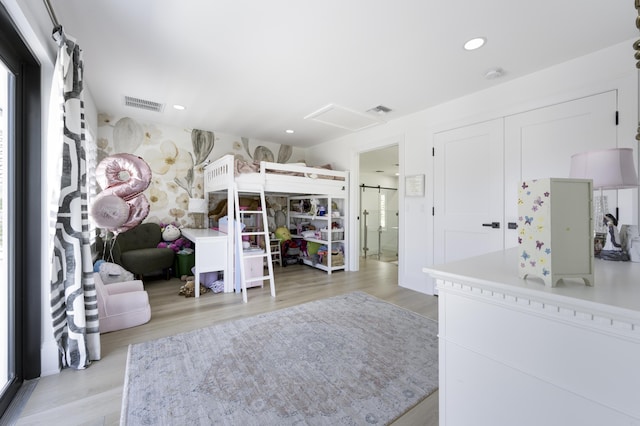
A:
[[234, 158, 342, 180]]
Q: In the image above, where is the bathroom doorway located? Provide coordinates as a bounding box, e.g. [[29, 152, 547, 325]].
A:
[[359, 145, 399, 264]]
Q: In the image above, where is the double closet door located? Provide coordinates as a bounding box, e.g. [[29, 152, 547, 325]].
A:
[[434, 91, 618, 265]]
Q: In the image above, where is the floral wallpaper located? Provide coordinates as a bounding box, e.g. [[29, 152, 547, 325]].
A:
[[96, 113, 305, 228]]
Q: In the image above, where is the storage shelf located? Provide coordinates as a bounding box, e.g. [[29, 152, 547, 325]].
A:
[[301, 257, 345, 272], [291, 236, 345, 244], [288, 195, 346, 275], [288, 212, 343, 220]]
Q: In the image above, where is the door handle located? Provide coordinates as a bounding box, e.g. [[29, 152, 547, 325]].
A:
[[482, 222, 500, 229]]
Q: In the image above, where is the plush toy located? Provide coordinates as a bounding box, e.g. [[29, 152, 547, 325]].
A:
[[178, 280, 210, 297], [162, 224, 181, 242], [157, 222, 193, 252], [209, 197, 263, 222], [274, 226, 291, 241]]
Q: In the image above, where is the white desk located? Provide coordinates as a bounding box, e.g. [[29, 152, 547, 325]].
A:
[[181, 228, 228, 298], [423, 248, 640, 426]]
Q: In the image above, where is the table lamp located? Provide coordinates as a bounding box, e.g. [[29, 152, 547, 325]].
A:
[[569, 147, 638, 259], [188, 197, 208, 229]]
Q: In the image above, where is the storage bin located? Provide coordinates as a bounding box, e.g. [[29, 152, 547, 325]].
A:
[[322, 252, 344, 266], [320, 228, 344, 241], [174, 252, 195, 277]]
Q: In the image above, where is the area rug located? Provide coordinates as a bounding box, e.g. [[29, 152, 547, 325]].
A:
[[120, 291, 438, 425]]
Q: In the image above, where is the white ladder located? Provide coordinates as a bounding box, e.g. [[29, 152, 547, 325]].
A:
[[234, 183, 275, 303]]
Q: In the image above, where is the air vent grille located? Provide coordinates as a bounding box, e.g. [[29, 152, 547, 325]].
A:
[[124, 96, 165, 113], [304, 104, 384, 131]]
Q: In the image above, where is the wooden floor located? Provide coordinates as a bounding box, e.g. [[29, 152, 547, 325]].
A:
[[15, 259, 439, 426]]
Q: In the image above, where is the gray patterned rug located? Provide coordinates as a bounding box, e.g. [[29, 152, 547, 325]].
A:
[[121, 291, 438, 425]]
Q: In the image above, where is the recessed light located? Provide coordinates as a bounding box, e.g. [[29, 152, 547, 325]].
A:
[[173, 104, 186, 111], [464, 37, 486, 51], [285, 129, 294, 134]]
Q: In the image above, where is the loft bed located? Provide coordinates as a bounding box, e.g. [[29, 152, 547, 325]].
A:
[[203, 154, 349, 293], [204, 154, 348, 196]]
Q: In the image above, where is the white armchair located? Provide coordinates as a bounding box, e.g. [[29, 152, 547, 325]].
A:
[[94, 272, 151, 333]]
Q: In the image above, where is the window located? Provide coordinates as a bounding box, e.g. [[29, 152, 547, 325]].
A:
[[0, 3, 42, 417]]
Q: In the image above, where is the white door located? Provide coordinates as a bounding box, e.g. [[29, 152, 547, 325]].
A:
[[504, 91, 618, 247], [434, 119, 504, 265]]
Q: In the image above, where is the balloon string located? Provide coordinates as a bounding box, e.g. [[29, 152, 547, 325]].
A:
[[101, 234, 117, 263]]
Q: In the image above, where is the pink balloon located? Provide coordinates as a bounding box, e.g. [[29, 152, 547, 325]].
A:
[[95, 153, 151, 198], [90, 194, 129, 229], [116, 195, 151, 233], [92, 153, 152, 232]]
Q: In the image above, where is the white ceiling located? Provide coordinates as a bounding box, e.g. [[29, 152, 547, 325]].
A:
[[44, 0, 637, 149]]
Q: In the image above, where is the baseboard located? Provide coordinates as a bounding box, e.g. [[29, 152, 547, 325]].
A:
[[40, 338, 60, 377]]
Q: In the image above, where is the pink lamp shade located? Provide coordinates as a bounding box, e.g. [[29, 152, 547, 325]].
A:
[[569, 148, 638, 189]]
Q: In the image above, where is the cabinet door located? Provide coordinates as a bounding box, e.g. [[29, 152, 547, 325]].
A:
[[504, 90, 617, 248], [434, 119, 504, 265]]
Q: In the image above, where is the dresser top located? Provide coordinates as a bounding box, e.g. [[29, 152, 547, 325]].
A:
[[423, 248, 640, 317]]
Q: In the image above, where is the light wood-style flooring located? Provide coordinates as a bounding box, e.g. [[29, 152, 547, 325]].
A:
[[15, 259, 438, 425]]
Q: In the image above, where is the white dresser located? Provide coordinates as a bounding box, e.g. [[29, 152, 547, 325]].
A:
[[423, 248, 640, 426]]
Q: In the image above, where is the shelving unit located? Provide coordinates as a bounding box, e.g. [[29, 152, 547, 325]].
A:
[[288, 195, 346, 273]]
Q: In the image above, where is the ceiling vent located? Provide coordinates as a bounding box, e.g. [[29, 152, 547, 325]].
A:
[[304, 104, 385, 132], [124, 96, 165, 113], [367, 105, 393, 115]]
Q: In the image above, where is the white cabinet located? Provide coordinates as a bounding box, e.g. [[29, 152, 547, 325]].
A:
[[288, 195, 346, 273], [424, 249, 640, 426]]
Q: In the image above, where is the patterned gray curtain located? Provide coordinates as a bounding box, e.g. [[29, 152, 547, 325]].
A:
[[49, 31, 100, 369]]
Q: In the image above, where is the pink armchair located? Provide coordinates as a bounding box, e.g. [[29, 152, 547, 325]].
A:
[[94, 272, 151, 333]]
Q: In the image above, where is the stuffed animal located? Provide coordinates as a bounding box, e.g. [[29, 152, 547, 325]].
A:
[[157, 222, 192, 252], [275, 226, 291, 241], [162, 224, 181, 242], [178, 280, 210, 297], [209, 197, 262, 222]]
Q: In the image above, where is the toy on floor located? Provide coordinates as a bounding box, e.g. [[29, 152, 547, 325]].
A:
[[178, 280, 209, 297]]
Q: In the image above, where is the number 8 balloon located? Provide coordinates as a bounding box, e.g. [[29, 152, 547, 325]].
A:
[[91, 153, 152, 234]]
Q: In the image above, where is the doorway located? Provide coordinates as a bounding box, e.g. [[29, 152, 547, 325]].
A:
[[359, 145, 399, 264]]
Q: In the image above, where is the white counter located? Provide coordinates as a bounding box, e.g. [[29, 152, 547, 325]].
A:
[[423, 248, 640, 426]]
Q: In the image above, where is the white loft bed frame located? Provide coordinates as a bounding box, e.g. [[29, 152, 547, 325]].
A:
[[203, 154, 349, 293]]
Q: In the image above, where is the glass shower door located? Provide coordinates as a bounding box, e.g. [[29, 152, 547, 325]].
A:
[[360, 186, 398, 262]]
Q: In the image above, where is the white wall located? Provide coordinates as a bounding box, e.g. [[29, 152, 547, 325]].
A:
[[307, 40, 639, 295]]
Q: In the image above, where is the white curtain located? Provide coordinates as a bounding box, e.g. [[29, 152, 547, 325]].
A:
[[48, 30, 100, 369]]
